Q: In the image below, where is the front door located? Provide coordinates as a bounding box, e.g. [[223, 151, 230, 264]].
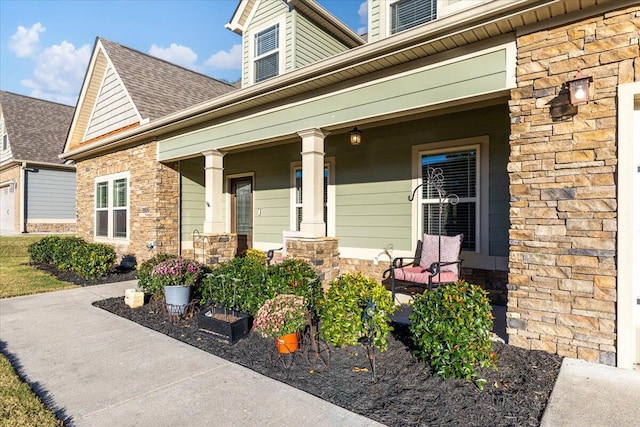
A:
[[231, 177, 253, 256]]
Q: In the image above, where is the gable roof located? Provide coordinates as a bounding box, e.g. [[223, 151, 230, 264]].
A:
[[0, 91, 74, 164], [99, 39, 237, 121], [227, 0, 364, 48], [65, 38, 237, 151]]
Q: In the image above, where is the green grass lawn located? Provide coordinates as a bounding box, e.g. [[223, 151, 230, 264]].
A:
[[0, 235, 76, 299], [1, 234, 76, 426]]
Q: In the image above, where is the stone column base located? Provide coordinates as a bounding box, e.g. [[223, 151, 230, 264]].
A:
[[194, 233, 237, 265], [286, 237, 340, 287]]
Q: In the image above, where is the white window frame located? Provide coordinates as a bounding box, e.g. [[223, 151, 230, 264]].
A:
[[412, 136, 490, 268], [290, 158, 335, 237], [386, 0, 486, 36], [248, 17, 286, 84], [94, 171, 129, 242]]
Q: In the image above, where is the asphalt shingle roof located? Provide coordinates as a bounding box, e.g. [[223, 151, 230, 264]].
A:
[[0, 91, 74, 164], [99, 38, 238, 121]]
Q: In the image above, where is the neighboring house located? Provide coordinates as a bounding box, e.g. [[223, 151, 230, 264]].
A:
[[61, 0, 640, 370], [0, 91, 76, 234]]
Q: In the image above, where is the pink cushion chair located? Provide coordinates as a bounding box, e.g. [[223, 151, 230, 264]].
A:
[[384, 234, 463, 302]]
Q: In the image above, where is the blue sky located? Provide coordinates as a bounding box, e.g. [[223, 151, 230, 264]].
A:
[[0, 0, 367, 106]]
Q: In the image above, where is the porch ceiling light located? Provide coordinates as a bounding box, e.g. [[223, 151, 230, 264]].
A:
[[567, 68, 593, 106], [350, 126, 362, 145]]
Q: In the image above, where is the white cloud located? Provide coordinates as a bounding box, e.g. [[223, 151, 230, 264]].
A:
[[149, 43, 198, 70], [9, 23, 45, 58], [358, 1, 368, 34], [205, 44, 242, 70], [21, 41, 91, 105]]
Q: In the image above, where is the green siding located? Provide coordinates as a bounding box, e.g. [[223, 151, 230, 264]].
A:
[[293, 12, 350, 68], [368, 0, 382, 42], [160, 48, 508, 161], [328, 104, 510, 255], [192, 106, 511, 258], [180, 157, 205, 243], [223, 144, 299, 244]]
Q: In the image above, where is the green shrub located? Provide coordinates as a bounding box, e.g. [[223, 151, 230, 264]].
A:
[[70, 243, 117, 279], [409, 281, 496, 388], [27, 236, 62, 264], [200, 256, 269, 315], [267, 259, 322, 310], [136, 253, 177, 298], [318, 272, 396, 352], [52, 237, 85, 271], [244, 248, 268, 265]]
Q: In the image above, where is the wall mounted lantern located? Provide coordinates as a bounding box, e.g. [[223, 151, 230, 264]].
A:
[[567, 68, 593, 106], [349, 126, 362, 145]]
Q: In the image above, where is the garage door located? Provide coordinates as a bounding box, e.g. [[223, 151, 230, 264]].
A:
[[0, 184, 15, 233]]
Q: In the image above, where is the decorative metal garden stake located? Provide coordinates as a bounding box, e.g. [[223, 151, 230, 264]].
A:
[[408, 167, 459, 267]]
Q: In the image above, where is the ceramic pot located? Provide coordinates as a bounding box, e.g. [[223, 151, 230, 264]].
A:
[[276, 332, 299, 354]]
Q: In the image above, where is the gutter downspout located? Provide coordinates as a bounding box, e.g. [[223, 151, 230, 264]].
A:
[[20, 162, 26, 233]]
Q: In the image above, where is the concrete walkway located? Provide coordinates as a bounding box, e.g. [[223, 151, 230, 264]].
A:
[[0, 282, 380, 426], [2, 282, 640, 426]]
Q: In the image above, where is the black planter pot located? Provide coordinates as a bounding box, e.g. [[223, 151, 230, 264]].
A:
[[196, 306, 251, 344]]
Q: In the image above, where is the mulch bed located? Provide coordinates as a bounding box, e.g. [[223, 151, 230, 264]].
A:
[[41, 265, 563, 426]]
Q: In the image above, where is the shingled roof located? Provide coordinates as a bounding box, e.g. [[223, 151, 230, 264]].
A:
[[0, 91, 74, 164], [99, 38, 238, 121]]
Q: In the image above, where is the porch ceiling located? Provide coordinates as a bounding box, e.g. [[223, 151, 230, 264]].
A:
[[62, 0, 627, 162]]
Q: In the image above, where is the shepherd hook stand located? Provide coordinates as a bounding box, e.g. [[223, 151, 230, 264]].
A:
[[408, 167, 459, 267]]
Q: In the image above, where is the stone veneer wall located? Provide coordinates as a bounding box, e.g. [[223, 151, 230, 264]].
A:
[[26, 222, 76, 233], [76, 141, 180, 264], [191, 233, 238, 265], [507, 5, 639, 365], [286, 237, 340, 287], [0, 164, 21, 233]]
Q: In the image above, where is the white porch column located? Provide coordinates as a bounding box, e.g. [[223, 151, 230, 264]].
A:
[[202, 150, 225, 234], [297, 128, 328, 238]]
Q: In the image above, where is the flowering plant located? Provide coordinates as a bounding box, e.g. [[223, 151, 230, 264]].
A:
[[151, 257, 204, 288], [252, 294, 308, 338]]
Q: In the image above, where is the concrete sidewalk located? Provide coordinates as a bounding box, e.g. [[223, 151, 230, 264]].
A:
[[0, 282, 380, 426], [2, 282, 640, 426], [541, 357, 640, 427]]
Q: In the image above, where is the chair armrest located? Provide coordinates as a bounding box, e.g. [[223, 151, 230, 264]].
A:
[[382, 256, 419, 279], [393, 256, 420, 269], [427, 259, 463, 274]]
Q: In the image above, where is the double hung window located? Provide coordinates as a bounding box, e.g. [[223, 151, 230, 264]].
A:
[[291, 160, 334, 236], [294, 166, 328, 233], [95, 172, 129, 239], [254, 24, 279, 83]]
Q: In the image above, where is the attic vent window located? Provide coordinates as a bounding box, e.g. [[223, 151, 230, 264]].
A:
[[391, 0, 437, 34], [254, 23, 279, 83], [2, 134, 7, 151]]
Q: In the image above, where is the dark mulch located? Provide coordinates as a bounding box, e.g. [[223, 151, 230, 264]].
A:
[[32, 263, 138, 286], [93, 297, 561, 427], [37, 265, 562, 426]]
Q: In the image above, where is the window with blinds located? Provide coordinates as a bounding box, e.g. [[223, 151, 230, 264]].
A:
[[391, 0, 437, 34], [421, 148, 477, 251], [254, 24, 279, 83]]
